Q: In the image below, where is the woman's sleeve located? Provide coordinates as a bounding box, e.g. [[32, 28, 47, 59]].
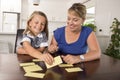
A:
[[53, 28, 62, 43]]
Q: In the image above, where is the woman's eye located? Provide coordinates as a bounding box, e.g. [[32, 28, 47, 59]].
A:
[[73, 19, 78, 22]]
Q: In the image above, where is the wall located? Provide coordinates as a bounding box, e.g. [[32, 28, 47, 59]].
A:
[[95, 0, 120, 52], [21, 0, 67, 29], [95, 0, 120, 36]]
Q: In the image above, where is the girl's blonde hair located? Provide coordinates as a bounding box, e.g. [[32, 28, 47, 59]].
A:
[[68, 3, 86, 20], [23, 11, 48, 38]]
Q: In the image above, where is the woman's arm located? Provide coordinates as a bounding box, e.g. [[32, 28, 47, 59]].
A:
[[83, 31, 101, 62], [62, 32, 101, 64], [48, 35, 59, 53], [37, 47, 46, 53]]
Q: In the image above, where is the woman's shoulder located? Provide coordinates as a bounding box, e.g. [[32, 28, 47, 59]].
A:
[[82, 26, 92, 31], [81, 26, 93, 37]]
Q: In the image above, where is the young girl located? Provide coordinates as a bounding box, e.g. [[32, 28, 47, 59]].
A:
[[17, 11, 54, 65]]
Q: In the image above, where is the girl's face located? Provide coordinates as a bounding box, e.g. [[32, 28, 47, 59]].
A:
[[29, 14, 46, 35], [67, 11, 85, 32]]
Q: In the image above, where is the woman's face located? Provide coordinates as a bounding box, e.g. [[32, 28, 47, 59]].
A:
[[67, 11, 84, 32], [29, 14, 46, 35]]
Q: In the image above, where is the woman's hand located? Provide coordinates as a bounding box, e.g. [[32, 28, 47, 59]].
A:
[[39, 53, 54, 65], [61, 55, 81, 64], [48, 45, 59, 53]]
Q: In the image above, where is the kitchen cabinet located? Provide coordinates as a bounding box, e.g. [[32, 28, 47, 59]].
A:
[[1, 0, 21, 12], [2, 12, 20, 34]]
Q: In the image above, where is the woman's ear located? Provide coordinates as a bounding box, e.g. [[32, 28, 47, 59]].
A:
[[82, 18, 86, 25], [82, 18, 86, 23]]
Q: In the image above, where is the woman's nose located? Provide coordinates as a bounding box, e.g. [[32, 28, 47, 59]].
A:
[[68, 20, 73, 24]]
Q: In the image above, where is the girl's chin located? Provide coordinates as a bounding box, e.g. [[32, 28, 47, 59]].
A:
[[34, 31, 40, 34]]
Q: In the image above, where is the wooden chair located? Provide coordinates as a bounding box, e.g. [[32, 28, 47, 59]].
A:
[[14, 29, 24, 53]]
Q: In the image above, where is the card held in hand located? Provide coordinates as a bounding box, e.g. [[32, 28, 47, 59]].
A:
[[45, 56, 63, 69]]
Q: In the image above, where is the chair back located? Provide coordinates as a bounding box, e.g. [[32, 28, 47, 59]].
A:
[[14, 29, 24, 53]]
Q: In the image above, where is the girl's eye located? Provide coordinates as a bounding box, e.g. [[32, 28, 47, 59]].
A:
[[41, 23, 45, 26], [67, 18, 70, 20]]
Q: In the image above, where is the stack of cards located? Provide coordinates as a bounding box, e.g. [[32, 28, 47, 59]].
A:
[[20, 62, 45, 78]]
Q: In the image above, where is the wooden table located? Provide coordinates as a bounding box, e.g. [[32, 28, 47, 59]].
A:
[[0, 53, 120, 80]]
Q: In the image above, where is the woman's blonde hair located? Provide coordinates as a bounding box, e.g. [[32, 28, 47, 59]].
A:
[[23, 11, 48, 38], [68, 3, 86, 19]]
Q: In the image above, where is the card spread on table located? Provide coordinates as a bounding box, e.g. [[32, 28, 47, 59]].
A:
[[59, 64, 73, 67], [65, 67, 83, 72], [24, 72, 45, 78], [45, 56, 63, 69], [32, 59, 41, 62], [20, 62, 35, 67], [23, 64, 42, 72]]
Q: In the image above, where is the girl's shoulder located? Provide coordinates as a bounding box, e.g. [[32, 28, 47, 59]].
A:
[[23, 33, 34, 38]]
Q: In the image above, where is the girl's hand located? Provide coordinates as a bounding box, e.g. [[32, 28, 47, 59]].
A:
[[61, 55, 81, 64], [39, 53, 54, 65]]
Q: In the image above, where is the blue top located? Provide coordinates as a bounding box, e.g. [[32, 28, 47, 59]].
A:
[[54, 26, 92, 55]]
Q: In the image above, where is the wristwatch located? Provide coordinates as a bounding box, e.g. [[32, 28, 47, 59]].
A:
[[80, 55, 85, 61]]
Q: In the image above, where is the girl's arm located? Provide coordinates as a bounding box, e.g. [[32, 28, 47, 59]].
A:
[[17, 47, 27, 54], [22, 41, 54, 65], [22, 41, 43, 58]]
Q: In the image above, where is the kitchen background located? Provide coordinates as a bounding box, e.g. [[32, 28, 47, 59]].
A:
[[0, 0, 120, 53]]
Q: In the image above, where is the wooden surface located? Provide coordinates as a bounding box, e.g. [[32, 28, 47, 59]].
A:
[[0, 53, 120, 80]]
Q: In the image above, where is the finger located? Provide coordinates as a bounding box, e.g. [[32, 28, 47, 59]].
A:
[[45, 54, 54, 65], [62, 55, 70, 61]]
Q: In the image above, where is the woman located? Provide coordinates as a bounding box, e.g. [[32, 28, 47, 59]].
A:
[[48, 3, 101, 64]]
